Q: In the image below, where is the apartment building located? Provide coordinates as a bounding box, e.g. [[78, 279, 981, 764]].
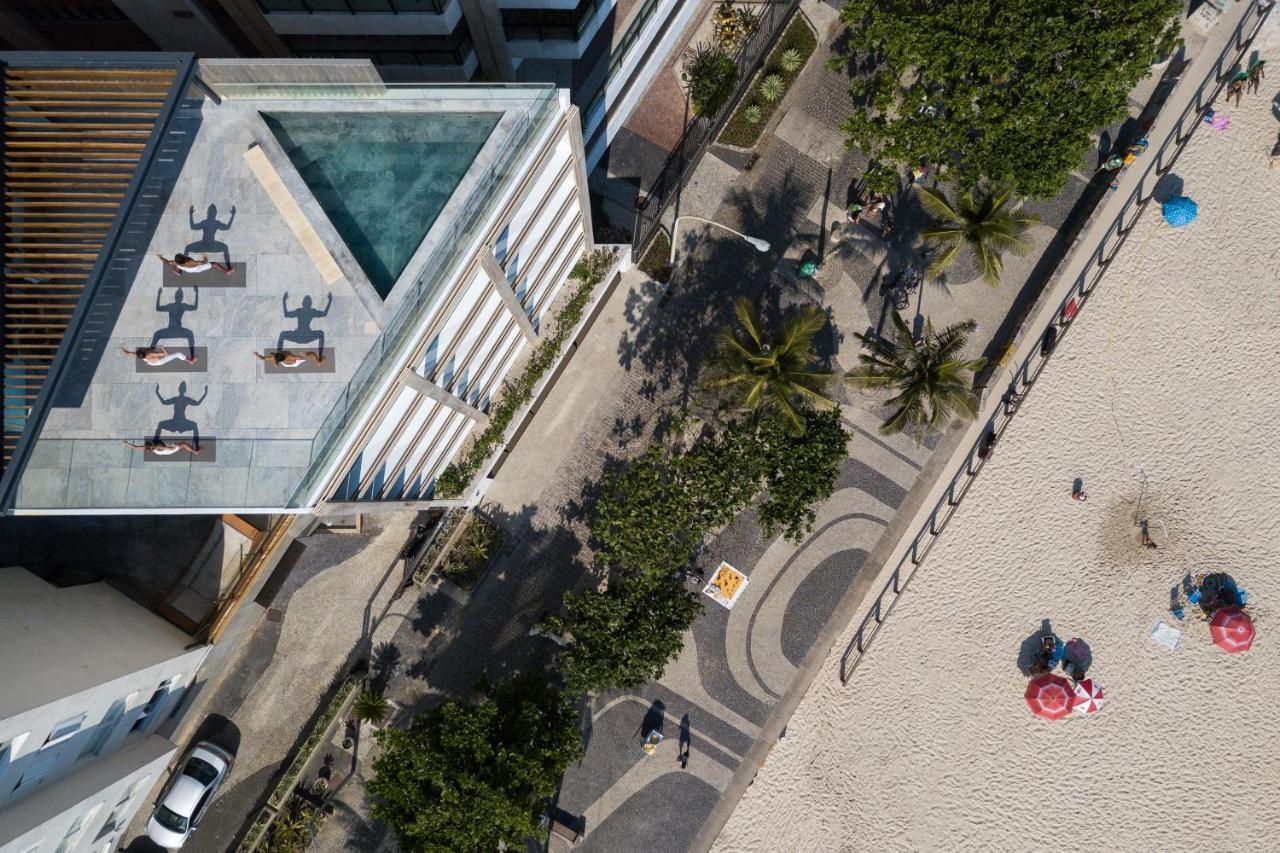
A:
[[0, 52, 609, 516], [0, 567, 210, 852], [0, 0, 704, 168]]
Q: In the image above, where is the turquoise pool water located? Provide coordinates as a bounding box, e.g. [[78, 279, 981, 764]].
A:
[[263, 111, 501, 299]]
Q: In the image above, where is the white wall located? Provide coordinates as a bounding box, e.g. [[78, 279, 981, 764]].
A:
[[330, 120, 587, 503], [0, 569, 210, 852], [0, 735, 174, 853]]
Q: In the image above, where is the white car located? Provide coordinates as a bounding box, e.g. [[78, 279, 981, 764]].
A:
[[145, 742, 233, 849]]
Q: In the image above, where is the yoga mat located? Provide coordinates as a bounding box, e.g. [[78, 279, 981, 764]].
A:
[[133, 436, 216, 462], [162, 263, 246, 288]]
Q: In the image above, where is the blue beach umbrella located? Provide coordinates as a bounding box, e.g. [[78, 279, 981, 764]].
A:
[[1162, 196, 1198, 227]]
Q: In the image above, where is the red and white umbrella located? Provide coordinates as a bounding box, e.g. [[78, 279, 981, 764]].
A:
[[1210, 606, 1255, 653], [1072, 679, 1105, 714], [1026, 673, 1074, 720]]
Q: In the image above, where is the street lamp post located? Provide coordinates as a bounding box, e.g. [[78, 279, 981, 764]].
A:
[[668, 214, 771, 268]]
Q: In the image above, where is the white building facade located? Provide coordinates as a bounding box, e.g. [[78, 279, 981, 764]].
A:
[[0, 568, 211, 852]]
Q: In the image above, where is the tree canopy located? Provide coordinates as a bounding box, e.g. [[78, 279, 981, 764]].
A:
[[837, 0, 1182, 197], [368, 674, 582, 853]]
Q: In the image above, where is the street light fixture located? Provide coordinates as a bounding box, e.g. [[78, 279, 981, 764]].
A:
[[668, 214, 771, 268]]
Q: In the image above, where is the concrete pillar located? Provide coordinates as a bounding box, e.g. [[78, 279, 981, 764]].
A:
[[211, 0, 291, 57], [480, 252, 538, 343], [400, 368, 490, 425], [564, 106, 597, 251], [459, 0, 515, 81], [112, 0, 240, 56]]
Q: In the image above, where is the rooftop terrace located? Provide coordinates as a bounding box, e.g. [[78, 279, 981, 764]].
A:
[[0, 57, 560, 512]]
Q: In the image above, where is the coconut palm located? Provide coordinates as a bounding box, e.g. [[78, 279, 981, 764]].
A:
[[704, 297, 834, 435], [916, 184, 1038, 286], [847, 310, 985, 440]]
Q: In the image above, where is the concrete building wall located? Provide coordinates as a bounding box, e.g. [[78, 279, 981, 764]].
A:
[[0, 735, 174, 853], [327, 113, 588, 504], [0, 568, 210, 851]]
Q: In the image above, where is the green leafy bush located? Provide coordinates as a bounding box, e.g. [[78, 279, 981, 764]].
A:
[[369, 674, 582, 853], [743, 103, 764, 125], [554, 409, 849, 694], [683, 41, 738, 116], [434, 248, 617, 497], [778, 47, 803, 73], [353, 690, 389, 725]]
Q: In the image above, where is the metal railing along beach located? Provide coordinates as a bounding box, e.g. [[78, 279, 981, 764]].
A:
[[839, 0, 1275, 684]]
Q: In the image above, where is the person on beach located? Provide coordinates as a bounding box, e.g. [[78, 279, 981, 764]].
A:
[[1094, 152, 1125, 175], [1247, 60, 1265, 94], [254, 350, 325, 368], [158, 252, 234, 276], [1226, 77, 1245, 107], [1071, 481, 1088, 501], [1270, 130, 1280, 170], [1140, 520, 1158, 548], [121, 344, 196, 366], [123, 437, 201, 456]]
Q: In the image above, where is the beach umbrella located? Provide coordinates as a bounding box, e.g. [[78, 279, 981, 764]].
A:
[[1072, 679, 1105, 714], [1026, 673, 1074, 720], [1162, 196, 1198, 227], [1210, 606, 1255, 653]]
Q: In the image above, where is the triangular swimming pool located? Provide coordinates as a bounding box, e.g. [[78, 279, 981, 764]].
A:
[[263, 111, 501, 299]]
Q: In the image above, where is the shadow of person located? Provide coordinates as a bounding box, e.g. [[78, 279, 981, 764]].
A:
[[277, 291, 332, 356], [1018, 619, 1059, 676], [638, 699, 666, 739], [678, 712, 691, 769], [185, 203, 235, 266], [150, 286, 198, 358], [154, 381, 206, 448]]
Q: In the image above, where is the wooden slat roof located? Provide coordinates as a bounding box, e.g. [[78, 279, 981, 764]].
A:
[[1, 58, 185, 473]]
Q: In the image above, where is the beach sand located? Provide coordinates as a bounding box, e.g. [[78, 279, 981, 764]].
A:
[[713, 20, 1280, 853]]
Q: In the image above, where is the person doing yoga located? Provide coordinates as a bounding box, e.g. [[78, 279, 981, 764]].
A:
[[121, 344, 196, 366]]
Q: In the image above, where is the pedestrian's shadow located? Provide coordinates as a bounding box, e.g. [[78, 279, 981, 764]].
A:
[[1017, 619, 1059, 676], [185, 202, 236, 267], [637, 698, 666, 738], [153, 381, 206, 446], [150, 286, 199, 358]]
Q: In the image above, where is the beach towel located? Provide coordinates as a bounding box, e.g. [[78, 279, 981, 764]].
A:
[[1150, 621, 1183, 651]]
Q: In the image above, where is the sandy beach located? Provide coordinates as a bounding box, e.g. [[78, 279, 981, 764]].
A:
[[713, 18, 1280, 853]]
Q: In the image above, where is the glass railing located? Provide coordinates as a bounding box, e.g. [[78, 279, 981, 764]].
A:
[[278, 85, 563, 507], [13, 438, 315, 511]]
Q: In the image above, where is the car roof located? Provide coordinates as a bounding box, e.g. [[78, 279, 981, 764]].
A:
[[189, 743, 231, 771], [164, 774, 207, 816]]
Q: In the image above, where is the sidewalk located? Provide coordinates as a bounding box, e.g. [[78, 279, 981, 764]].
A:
[[119, 512, 417, 853]]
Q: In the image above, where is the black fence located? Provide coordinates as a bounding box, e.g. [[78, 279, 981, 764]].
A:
[[631, 0, 800, 257]]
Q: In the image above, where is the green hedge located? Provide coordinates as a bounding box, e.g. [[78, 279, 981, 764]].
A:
[[718, 16, 816, 148], [434, 248, 617, 497], [264, 676, 358, 812]]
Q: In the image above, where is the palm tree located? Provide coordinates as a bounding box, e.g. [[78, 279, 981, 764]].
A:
[[704, 297, 834, 435], [353, 690, 389, 726], [847, 310, 985, 440], [916, 184, 1038, 286]]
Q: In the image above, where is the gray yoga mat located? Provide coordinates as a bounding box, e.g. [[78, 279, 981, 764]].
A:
[[132, 347, 208, 373], [162, 263, 246, 288], [261, 350, 336, 374], [134, 436, 216, 462]]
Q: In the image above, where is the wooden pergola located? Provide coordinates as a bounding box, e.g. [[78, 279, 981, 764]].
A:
[[0, 53, 191, 477]]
